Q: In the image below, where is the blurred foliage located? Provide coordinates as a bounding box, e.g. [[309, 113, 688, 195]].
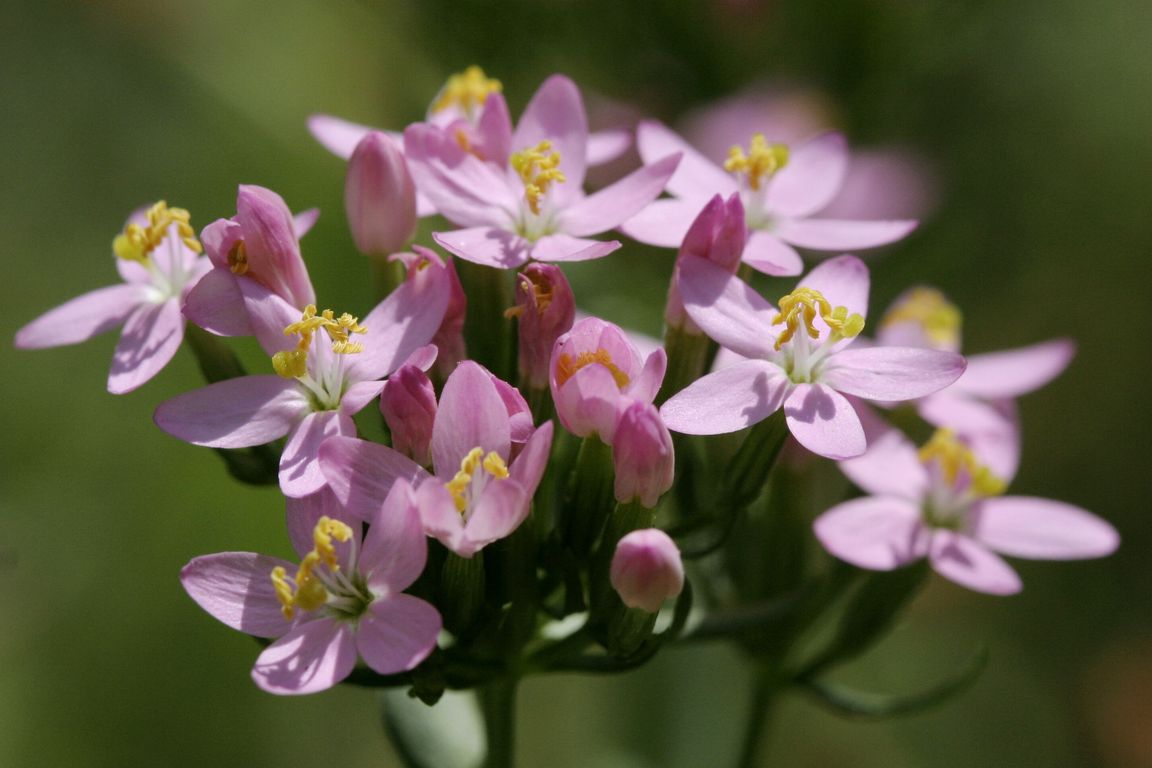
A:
[[2, 0, 1150, 766]]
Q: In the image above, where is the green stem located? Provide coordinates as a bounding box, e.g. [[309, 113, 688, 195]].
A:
[[370, 254, 405, 303], [457, 260, 514, 379], [737, 665, 785, 768], [480, 677, 519, 768], [658, 326, 715, 405], [562, 437, 615, 557], [184, 324, 247, 383]]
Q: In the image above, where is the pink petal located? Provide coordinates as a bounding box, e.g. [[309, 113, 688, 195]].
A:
[[154, 375, 307, 448], [280, 410, 354, 498], [15, 283, 147, 349], [555, 364, 628, 441], [509, 421, 554, 495], [823, 347, 967, 401], [404, 124, 517, 228], [678, 255, 778, 359], [561, 154, 681, 237], [741, 230, 803, 277], [635, 120, 736, 200], [797, 254, 870, 319], [285, 488, 353, 559], [954, 339, 1075, 399], [586, 128, 632, 166], [838, 426, 929, 500], [340, 380, 387, 416], [416, 478, 470, 555], [356, 594, 441, 675], [181, 268, 253, 337], [929, 532, 1021, 595], [620, 198, 706, 248], [238, 279, 302, 357], [318, 436, 429, 521], [308, 114, 378, 159], [972, 497, 1119, 560], [361, 480, 428, 592], [511, 75, 588, 203], [764, 133, 848, 218], [628, 348, 668, 405], [775, 218, 918, 251], [814, 497, 929, 570], [293, 208, 320, 237], [107, 299, 185, 394], [783, 383, 866, 459], [252, 619, 357, 695], [432, 361, 511, 476], [529, 234, 620, 263], [462, 479, 530, 551], [180, 552, 296, 638], [660, 360, 789, 435], [918, 394, 1021, 483], [433, 228, 530, 269]]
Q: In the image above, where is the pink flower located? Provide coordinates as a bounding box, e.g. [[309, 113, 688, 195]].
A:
[[381, 364, 437, 467], [660, 255, 965, 459], [320, 362, 554, 558], [154, 254, 451, 497], [623, 122, 917, 277], [613, 402, 675, 508], [345, 131, 418, 256], [814, 426, 1118, 595], [183, 185, 319, 337], [610, 529, 685, 613], [392, 247, 468, 376], [404, 75, 681, 269], [665, 192, 746, 332], [549, 316, 667, 443], [509, 263, 576, 389], [16, 202, 210, 394], [181, 479, 441, 695]]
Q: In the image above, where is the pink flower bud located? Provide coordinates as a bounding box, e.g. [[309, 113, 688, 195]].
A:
[[391, 246, 467, 374], [511, 264, 575, 388], [612, 401, 674, 508], [610, 529, 684, 613], [381, 364, 437, 466], [666, 193, 746, 330], [346, 132, 417, 256]]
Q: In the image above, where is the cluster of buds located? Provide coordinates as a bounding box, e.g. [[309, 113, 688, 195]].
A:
[[17, 65, 1119, 763]]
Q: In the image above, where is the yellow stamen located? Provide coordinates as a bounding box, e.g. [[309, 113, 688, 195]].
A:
[[270, 516, 355, 619], [431, 66, 503, 116], [880, 287, 962, 349], [511, 141, 566, 215], [918, 429, 1006, 497], [227, 240, 248, 275], [771, 287, 864, 350], [723, 134, 789, 191], [504, 270, 555, 318], [445, 447, 509, 513], [555, 348, 631, 390], [271, 304, 367, 379], [112, 200, 202, 263]]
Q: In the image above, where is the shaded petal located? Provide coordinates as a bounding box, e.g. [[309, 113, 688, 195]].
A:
[[838, 426, 929, 500], [279, 411, 354, 498], [463, 479, 530, 551], [285, 488, 354, 559], [404, 124, 517, 228], [555, 364, 628, 440], [362, 480, 428, 592], [775, 218, 917, 251], [434, 228, 529, 269], [181, 268, 253, 337], [586, 128, 632, 165], [416, 478, 470, 556], [660, 360, 789, 435], [929, 532, 1021, 595], [798, 254, 870, 319], [154, 375, 306, 448], [238, 279, 301, 357], [357, 595, 441, 675], [628, 348, 668, 405], [783, 383, 866, 460], [741, 230, 803, 277], [432, 361, 511, 476], [954, 339, 1075, 399], [814, 497, 928, 570], [765, 133, 848, 218], [823, 347, 966, 401], [15, 283, 147, 349], [530, 234, 620, 263], [107, 299, 185, 394], [619, 198, 705, 248], [561, 154, 681, 237], [509, 421, 554, 495], [473, 92, 513, 166], [318, 436, 429, 520], [252, 619, 357, 695], [678, 255, 778, 359], [308, 114, 379, 159], [972, 497, 1119, 560], [181, 552, 295, 638], [512, 74, 588, 203], [636, 120, 736, 199]]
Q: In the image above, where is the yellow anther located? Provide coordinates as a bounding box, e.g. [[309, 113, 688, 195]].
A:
[[504, 270, 555, 319], [445, 447, 509, 513], [271, 566, 296, 619], [482, 451, 509, 479], [555, 348, 631, 390], [313, 516, 353, 569], [269, 516, 356, 619], [227, 240, 248, 275], [723, 134, 789, 191], [918, 429, 1006, 497], [112, 200, 202, 263], [271, 305, 367, 378], [880, 287, 962, 349], [511, 141, 566, 215], [771, 287, 864, 351], [431, 66, 503, 116]]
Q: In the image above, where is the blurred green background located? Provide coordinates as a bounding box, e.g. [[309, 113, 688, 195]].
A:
[[3, 0, 1150, 765]]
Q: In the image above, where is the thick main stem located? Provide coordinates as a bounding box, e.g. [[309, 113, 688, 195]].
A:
[[480, 677, 519, 768], [737, 665, 784, 768]]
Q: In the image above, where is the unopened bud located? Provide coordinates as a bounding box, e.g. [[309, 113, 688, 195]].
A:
[[612, 402, 674, 508], [381, 364, 437, 466], [666, 193, 746, 331], [511, 264, 575, 389], [346, 132, 417, 256], [610, 529, 684, 614]]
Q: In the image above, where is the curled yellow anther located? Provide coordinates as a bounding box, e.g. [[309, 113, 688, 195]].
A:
[[555, 348, 631, 390], [270, 516, 355, 619], [919, 429, 1006, 497], [271, 305, 367, 378], [511, 141, 566, 215], [445, 447, 509, 513], [113, 201, 202, 263], [723, 134, 789, 191], [771, 287, 864, 351], [432, 66, 503, 116], [880, 287, 962, 349], [227, 240, 248, 275]]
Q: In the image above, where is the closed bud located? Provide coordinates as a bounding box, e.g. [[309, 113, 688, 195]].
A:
[[610, 529, 684, 614], [612, 402, 674, 508], [511, 264, 575, 388], [381, 364, 437, 466], [346, 132, 417, 256], [666, 193, 746, 331], [234, 185, 316, 309]]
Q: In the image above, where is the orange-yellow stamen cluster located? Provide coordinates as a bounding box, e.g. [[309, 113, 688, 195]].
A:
[[445, 447, 509, 513], [555, 348, 631, 390], [272, 304, 367, 379], [918, 429, 1006, 497], [880, 287, 962, 349], [431, 66, 503, 117], [113, 201, 201, 263], [771, 287, 864, 351], [504, 270, 555, 318], [270, 516, 354, 619], [723, 134, 789, 191], [511, 141, 566, 215]]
